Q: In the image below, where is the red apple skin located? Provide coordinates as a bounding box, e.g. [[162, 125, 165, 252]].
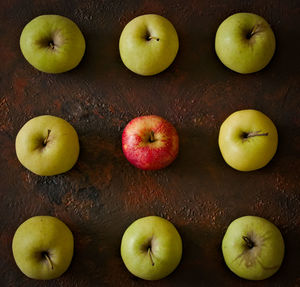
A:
[[122, 115, 179, 170]]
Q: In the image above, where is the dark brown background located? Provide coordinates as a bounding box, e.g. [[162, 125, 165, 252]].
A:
[[0, 0, 299, 286]]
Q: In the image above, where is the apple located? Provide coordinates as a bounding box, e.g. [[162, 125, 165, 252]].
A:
[[119, 14, 179, 76], [215, 13, 276, 74], [121, 216, 182, 280], [20, 15, 86, 73], [218, 109, 278, 171], [15, 115, 80, 176], [12, 216, 74, 280], [222, 215, 285, 280], [122, 115, 179, 170]]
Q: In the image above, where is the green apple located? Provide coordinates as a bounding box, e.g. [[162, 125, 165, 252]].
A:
[[12, 216, 74, 280], [120, 216, 182, 280], [15, 115, 80, 176], [215, 13, 276, 74], [222, 216, 285, 280], [218, 109, 278, 171], [20, 15, 85, 73], [119, 14, 179, 76]]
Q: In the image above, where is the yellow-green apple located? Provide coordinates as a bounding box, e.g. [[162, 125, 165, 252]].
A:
[[222, 216, 285, 280], [12, 216, 74, 280], [215, 13, 276, 74], [122, 115, 179, 170], [15, 115, 80, 176], [20, 15, 85, 73], [121, 216, 182, 280], [218, 109, 278, 171], [119, 14, 179, 76]]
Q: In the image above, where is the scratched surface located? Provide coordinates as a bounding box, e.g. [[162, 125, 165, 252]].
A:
[[0, 0, 299, 286]]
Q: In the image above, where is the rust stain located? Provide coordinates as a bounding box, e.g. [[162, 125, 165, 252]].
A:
[[12, 76, 28, 108], [62, 191, 95, 220], [53, 99, 62, 111], [0, 97, 12, 132], [122, 172, 169, 210]]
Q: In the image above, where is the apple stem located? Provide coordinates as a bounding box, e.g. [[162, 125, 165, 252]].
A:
[[242, 236, 255, 249], [244, 131, 268, 139], [248, 30, 255, 39], [148, 248, 155, 266], [247, 25, 259, 39], [43, 253, 54, 270], [43, 129, 51, 146], [147, 36, 160, 41], [149, 130, 155, 142], [49, 41, 55, 49]]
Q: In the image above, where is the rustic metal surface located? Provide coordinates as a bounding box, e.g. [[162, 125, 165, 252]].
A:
[[0, 0, 299, 286]]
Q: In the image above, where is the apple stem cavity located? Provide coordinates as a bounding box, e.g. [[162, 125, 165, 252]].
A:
[[242, 131, 268, 140], [246, 30, 255, 39], [246, 24, 263, 40], [246, 27, 257, 39], [43, 129, 51, 146], [148, 248, 155, 266], [242, 236, 255, 249], [149, 130, 155, 143], [48, 40, 55, 49], [42, 251, 54, 270], [149, 36, 160, 41], [145, 34, 160, 42]]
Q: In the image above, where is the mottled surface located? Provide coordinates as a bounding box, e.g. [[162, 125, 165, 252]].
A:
[[0, 0, 299, 286]]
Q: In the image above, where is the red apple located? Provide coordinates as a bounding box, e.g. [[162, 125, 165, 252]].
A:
[[122, 115, 179, 170]]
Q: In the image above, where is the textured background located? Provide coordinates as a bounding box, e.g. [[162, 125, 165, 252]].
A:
[[0, 0, 299, 286]]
